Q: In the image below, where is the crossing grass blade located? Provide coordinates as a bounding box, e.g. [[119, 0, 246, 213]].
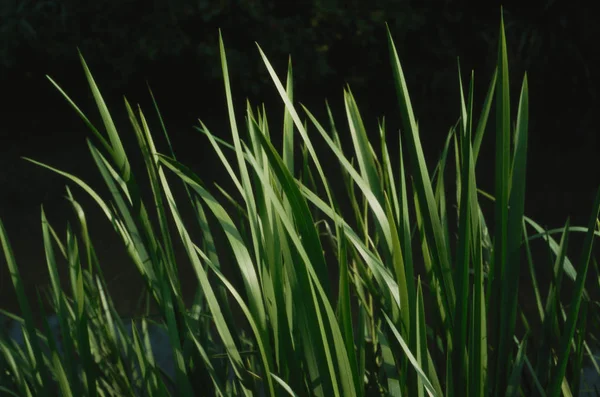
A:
[[2, 12, 600, 396], [549, 187, 600, 396], [387, 24, 456, 333], [0, 219, 52, 396]]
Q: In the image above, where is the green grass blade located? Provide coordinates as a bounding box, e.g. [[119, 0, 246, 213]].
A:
[[548, 187, 600, 397], [244, 131, 357, 396], [153, 159, 249, 384], [200, 250, 276, 396], [497, 72, 529, 394], [0, 218, 51, 395], [383, 311, 438, 397], [505, 335, 529, 397], [282, 57, 295, 173], [77, 52, 130, 180], [489, 13, 513, 394], [387, 24, 455, 330], [472, 67, 497, 163]]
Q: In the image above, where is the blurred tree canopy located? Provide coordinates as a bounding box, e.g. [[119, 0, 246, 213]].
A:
[[1, 0, 597, 133]]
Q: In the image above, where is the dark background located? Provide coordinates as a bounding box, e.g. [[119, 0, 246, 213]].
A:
[[1, 0, 598, 317]]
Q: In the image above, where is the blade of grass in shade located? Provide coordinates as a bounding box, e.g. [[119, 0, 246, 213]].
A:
[[129, 319, 156, 395], [242, 135, 357, 396], [157, 265, 194, 397], [152, 160, 249, 384], [505, 334, 529, 397], [535, 220, 569, 387], [411, 186, 448, 336], [65, 187, 100, 397], [157, 143, 269, 361], [0, 219, 51, 395], [95, 277, 138, 395], [571, 297, 588, 397], [452, 63, 476, 394], [386, 25, 455, 326], [472, 67, 497, 163], [522, 219, 545, 321], [86, 143, 160, 290], [273, 216, 308, 393], [384, 193, 409, 328], [0, 386, 21, 397], [488, 13, 512, 395], [23, 157, 158, 308], [378, 329, 401, 395], [0, 338, 29, 395], [130, 102, 204, 357], [148, 87, 231, 317], [126, 102, 180, 288], [184, 319, 227, 396], [40, 211, 79, 394], [383, 311, 438, 397], [199, 250, 276, 396], [329, 219, 361, 394], [496, 71, 529, 394], [417, 277, 443, 397], [549, 187, 600, 397]]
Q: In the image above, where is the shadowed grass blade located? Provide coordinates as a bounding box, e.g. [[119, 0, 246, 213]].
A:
[[549, 187, 600, 396]]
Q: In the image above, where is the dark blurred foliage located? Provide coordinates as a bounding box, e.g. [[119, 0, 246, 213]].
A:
[[0, 0, 597, 138]]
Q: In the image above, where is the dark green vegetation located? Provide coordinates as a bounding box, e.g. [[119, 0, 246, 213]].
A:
[[1, 13, 600, 396]]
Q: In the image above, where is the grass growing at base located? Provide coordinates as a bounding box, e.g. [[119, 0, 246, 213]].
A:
[[2, 13, 600, 396]]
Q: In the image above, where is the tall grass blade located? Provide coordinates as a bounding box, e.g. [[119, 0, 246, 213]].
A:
[[386, 24, 455, 331]]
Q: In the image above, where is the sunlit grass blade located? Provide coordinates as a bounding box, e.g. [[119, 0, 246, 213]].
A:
[[282, 56, 295, 173], [488, 12, 514, 395], [77, 51, 130, 180], [383, 311, 438, 397], [344, 88, 384, 203], [256, 43, 336, 214], [387, 24, 455, 331], [244, 129, 358, 396]]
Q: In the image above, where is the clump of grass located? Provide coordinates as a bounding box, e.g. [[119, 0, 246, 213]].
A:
[[2, 13, 600, 396]]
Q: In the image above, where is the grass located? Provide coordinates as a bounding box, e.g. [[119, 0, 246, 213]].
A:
[[2, 13, 600, 396]]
